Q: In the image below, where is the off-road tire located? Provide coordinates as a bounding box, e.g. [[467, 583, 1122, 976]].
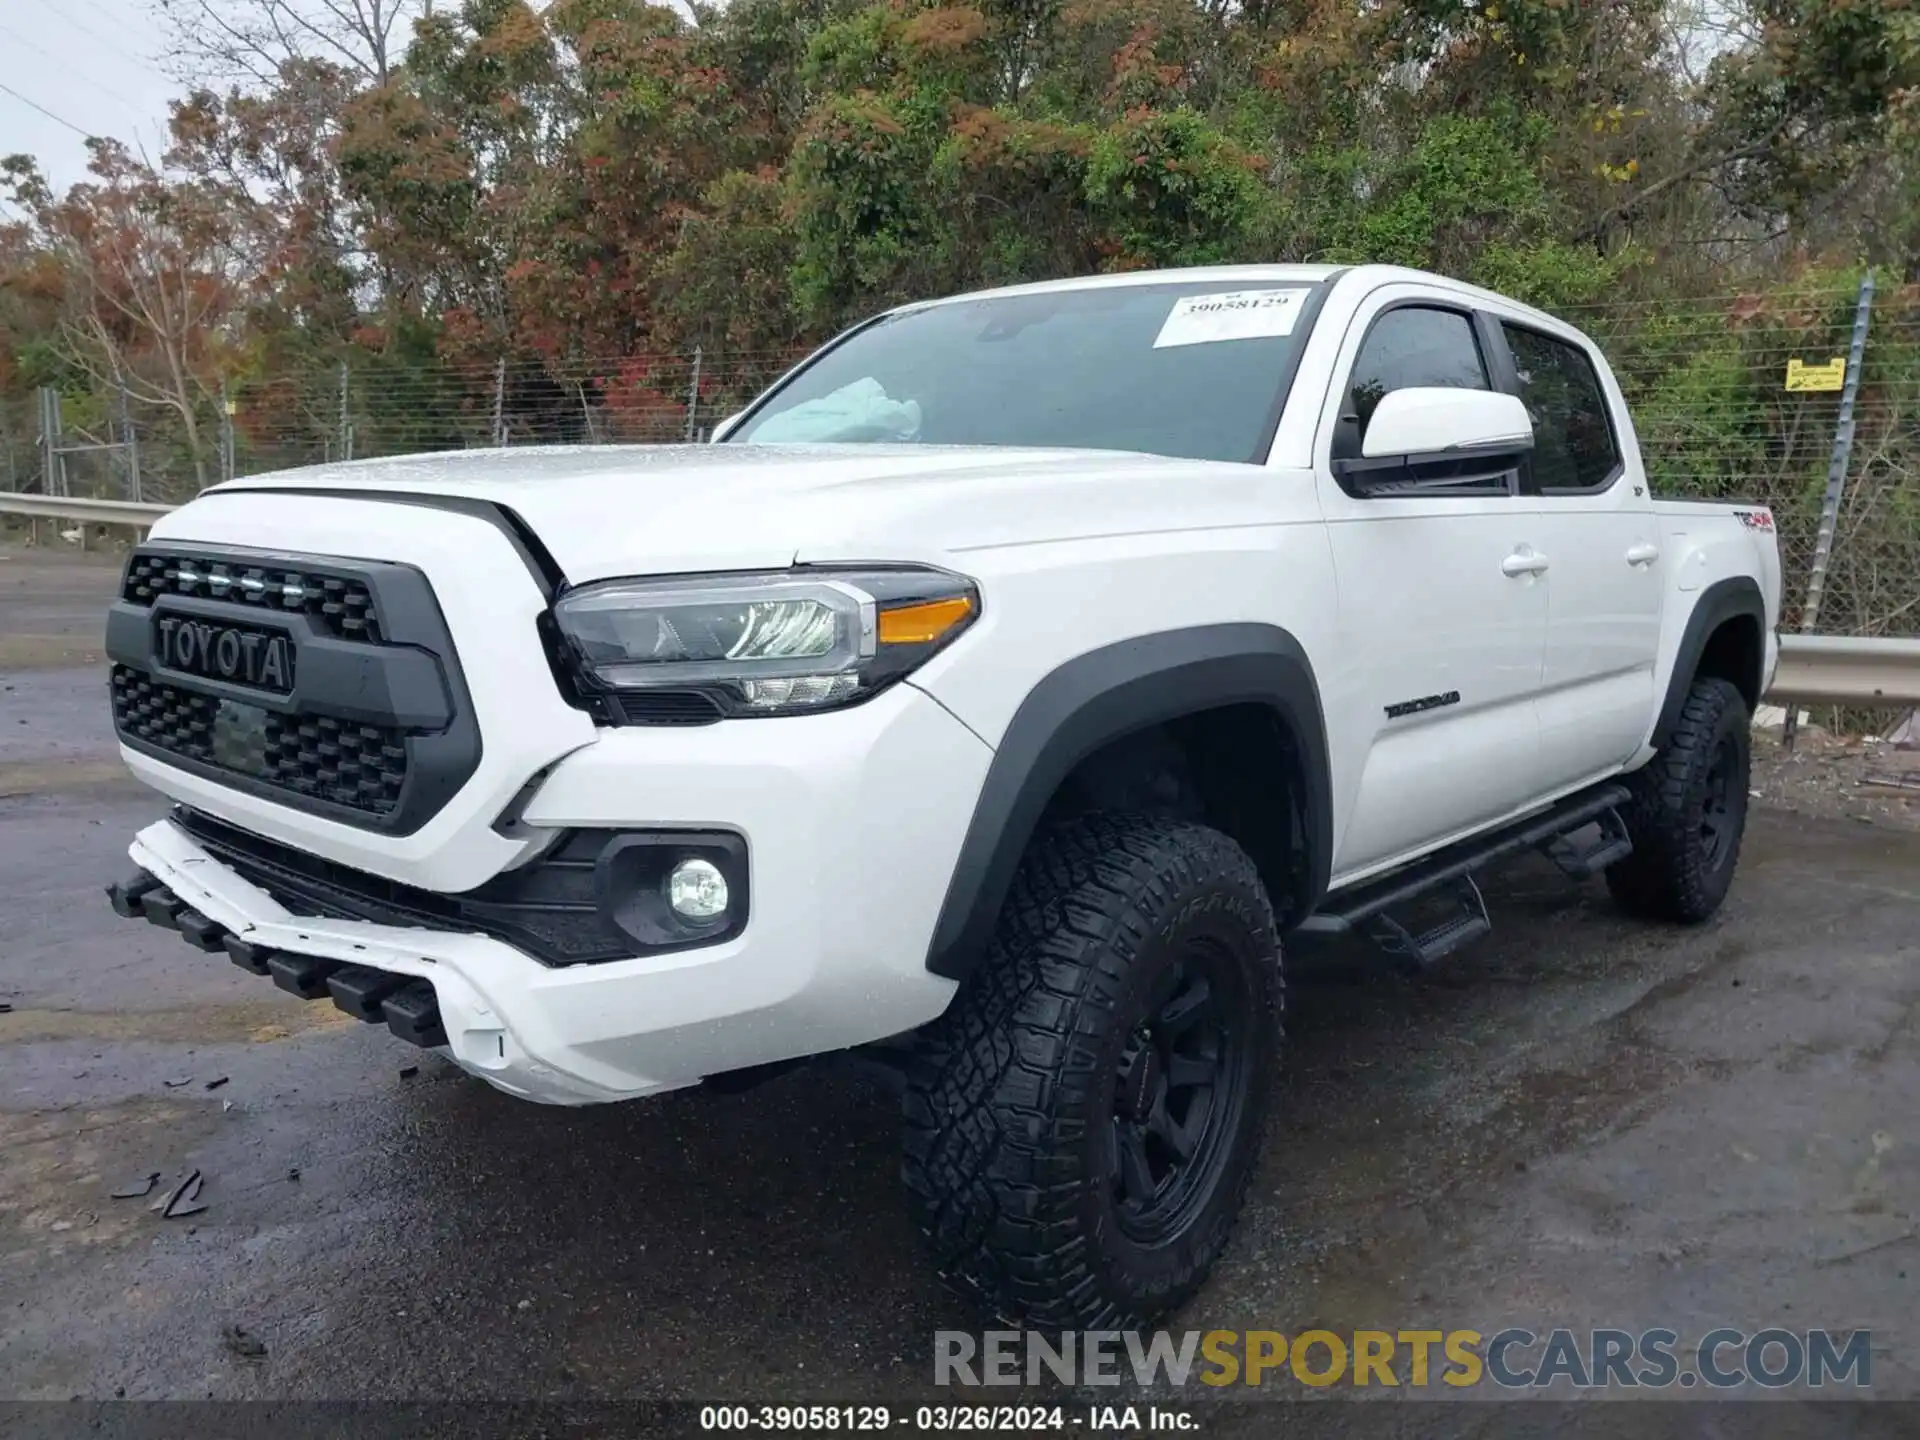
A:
[[1605, 676, 1752, 924], [902, 813, 1283, 1330]]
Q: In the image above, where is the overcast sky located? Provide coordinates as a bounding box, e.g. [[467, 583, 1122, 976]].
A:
[[1, 0, 179, 193]]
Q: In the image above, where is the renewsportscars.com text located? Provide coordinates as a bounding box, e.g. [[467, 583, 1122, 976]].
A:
[[934, 1327, 1872, 1391]]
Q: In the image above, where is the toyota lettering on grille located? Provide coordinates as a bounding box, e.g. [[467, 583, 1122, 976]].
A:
[[154, 615, 295, 694]]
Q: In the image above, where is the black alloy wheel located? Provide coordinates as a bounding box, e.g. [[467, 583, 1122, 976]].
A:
[[903, 813, 1283, 1330], [1607, 675, 1752, 924], [1107, 947, 1257, 1248], [1697, 733, 1740, 872]]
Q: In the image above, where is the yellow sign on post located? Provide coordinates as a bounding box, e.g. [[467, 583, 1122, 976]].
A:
[[1786, 357, 1848, 392]]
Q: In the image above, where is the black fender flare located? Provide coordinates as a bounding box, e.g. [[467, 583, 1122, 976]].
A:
[[924, 623, 1332, 981], [1651, 575, 1766, 749]]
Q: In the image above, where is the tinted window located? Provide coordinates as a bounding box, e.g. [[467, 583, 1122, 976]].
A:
[[1348, 307, 1489, 437], [730, 281, 1324, 464], [1502, 325, 1621, 491]]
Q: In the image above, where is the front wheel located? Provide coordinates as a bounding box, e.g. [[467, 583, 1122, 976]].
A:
[[1606, 676, 1752, 924], [902, 814, 1282, 1330]]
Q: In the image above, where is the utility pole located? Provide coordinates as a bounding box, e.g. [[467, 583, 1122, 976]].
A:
[[493, 358, 507, 447], [219, 380, 236, 484], [1785, 271, 1877, 752], [684, 347, 703, 442], [119, 378, 141, 502], [39, 387, 67, 498], [0, 400, 16, 491], [338, 360, 354, 461]]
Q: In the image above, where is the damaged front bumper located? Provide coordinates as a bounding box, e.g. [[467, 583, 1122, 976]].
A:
[[109, 868, 451, 1048], [110, 818, 691, 1105]]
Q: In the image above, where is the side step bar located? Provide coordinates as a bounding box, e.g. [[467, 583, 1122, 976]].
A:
[[1297, 783, 1634, 966], [1363, 876, 1491, 968]]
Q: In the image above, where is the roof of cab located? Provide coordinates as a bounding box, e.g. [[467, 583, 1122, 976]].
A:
[[902, 264, 1347, 312], [898, 262, 1584, 341]]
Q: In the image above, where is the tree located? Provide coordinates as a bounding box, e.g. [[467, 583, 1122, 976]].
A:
[[2, 143, 260, 493], [0, 0, 1908, 505], [1699, 0, 1920, 274], [154, 0, 433, 87]]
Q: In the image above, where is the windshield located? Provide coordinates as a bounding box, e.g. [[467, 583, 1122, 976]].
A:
[[727, 280, 1325, 464]]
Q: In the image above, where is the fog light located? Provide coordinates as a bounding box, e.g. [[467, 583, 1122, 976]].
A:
[[667, 857, 729, 920]]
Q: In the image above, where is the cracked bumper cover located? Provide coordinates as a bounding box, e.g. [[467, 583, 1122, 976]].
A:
[[116, 681, 990, 1105]]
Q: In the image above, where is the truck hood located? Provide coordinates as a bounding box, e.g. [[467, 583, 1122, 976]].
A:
[[209, 442, 1286, 582]]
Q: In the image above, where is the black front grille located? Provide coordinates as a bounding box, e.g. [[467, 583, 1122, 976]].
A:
[[112, 667, 216, 764], [122, 551, 382, 642], [107, 543, 480, 835], [111, 667, 408, 816]]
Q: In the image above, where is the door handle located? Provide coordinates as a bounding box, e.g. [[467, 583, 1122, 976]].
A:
[[1502, 548, 1550, 578], [1626, 542, 1661, 566]]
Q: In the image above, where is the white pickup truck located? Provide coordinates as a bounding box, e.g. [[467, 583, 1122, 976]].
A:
[[104, 263, 1781, 1329]]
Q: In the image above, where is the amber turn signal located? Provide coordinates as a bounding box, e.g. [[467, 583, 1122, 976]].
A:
[[877, 595, 975, 646]]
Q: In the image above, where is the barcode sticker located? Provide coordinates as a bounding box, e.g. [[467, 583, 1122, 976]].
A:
[[1153, 289, 1311, 349]]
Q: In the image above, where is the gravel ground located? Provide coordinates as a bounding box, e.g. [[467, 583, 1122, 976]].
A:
[[2, 542, 1915, 1420], [1752, 728, 1920, 835]]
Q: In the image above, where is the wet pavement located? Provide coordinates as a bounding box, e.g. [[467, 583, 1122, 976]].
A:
[[1, 545, 1916, 1405]]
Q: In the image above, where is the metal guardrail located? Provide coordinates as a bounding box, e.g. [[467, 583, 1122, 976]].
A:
[[0, 493, 169, 527], [2, 490, 1916, 706], [1774, 635, 1920, 706]]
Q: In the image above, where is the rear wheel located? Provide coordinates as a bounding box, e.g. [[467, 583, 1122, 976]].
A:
[[902, 814, 1282, 1330], [1606, 676, 1751, 923]]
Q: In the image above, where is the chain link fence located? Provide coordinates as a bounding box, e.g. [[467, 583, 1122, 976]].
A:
[[5, 282, 1919, 639], [1568, 278, 1917, 641], [0, 348, 809, 508]]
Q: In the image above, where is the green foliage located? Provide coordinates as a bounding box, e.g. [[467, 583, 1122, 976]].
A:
[[5, 0, 1920, 629], [1083, 109, 1272, 268], [1311, 114, 1556, 270], [1707, 0, 1920, 228], [802, 7, 898, 93], [788, 90, 948, 322], [657, 168, 805, 349], [7, 336, 73, 391], [1468, 241, 1638, 311], [928, 107, 1093, 286], [10, 0, 1913, 374]]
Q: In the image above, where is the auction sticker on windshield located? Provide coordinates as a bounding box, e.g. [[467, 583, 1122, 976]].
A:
[[1153, 289, 1311, 349]]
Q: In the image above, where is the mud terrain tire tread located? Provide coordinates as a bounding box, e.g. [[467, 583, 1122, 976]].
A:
[[1606, 676, 1751, 924], [901, 813, 1282, 1330]]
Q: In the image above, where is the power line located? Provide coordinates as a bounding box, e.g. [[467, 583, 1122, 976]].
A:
[[0, 19, 151, 125], [30, 0, 173, 81], [0, 78, 94, 138]]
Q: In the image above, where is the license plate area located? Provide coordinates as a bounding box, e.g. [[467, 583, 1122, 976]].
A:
[[208, 697, 274, 779]]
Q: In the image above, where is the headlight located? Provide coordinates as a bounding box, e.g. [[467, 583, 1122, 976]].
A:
[[550, 566, 979, 720]]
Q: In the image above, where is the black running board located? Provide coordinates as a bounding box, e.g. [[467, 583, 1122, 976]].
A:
[[1298, 783, 1633, 965]]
